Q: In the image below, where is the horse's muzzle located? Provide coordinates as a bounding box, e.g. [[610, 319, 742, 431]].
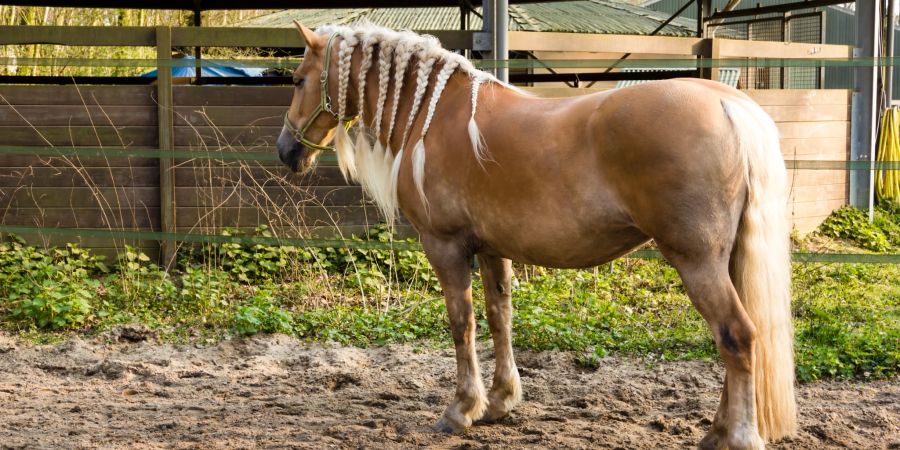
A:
[[276, 128, 306, 173]]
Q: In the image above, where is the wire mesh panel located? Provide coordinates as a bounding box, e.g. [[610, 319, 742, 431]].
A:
[[709, 11, 824, 90], [785, 13, 824, 89], [748, 19, 785, 89]]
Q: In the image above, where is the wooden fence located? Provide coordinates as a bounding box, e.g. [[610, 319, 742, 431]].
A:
[[0, 26, 854, 260]]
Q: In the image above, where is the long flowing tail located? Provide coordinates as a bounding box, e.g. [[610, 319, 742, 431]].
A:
[[722, 97, 797, 441]]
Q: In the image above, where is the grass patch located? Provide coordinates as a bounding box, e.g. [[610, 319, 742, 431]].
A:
[[1, 209, 898, 383]]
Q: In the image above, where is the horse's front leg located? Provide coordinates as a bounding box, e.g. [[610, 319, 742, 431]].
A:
[[422, 235, 487, 432], [476, 254, 521, 422]]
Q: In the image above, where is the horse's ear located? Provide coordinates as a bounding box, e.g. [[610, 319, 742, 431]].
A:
[[293, 21, 321, 51]]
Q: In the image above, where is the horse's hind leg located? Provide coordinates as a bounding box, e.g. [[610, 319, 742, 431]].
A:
[[661, 250, 764, 450], [476, 254, 521, 421], [421, 235, 488, 432]]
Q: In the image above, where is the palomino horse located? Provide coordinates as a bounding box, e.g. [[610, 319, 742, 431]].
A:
[[276, 23, 796, 449]]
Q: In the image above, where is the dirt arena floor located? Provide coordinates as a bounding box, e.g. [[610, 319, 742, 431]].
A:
[[0, 329, 897, 449]]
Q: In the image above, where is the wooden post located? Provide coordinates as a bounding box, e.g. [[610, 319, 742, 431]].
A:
[[709, 37, 720, 83], [156, 26, 176, 268]]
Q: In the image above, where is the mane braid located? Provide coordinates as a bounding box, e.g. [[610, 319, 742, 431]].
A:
[[399, 50, 437, 152], [356, 37, 376, 123], [386, 41, 414, 150], [332, 33, 359, 181], [352, 36, 377, 209], [372, 41, 395, 141], [311, 23, 500, 224]]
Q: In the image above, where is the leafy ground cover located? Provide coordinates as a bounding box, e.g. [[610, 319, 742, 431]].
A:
[[0, 209, 897, 383]]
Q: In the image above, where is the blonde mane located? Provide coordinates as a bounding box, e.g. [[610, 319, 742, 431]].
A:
[[314, 23, 497, 225]]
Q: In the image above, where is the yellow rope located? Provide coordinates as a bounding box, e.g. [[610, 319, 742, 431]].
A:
[[877, 107, 900, 203]]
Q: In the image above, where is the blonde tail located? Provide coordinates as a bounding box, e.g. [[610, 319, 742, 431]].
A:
[[723, 97, 797, 442]]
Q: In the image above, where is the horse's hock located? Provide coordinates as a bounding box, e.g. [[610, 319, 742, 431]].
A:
[[0, 84, 849, 259]]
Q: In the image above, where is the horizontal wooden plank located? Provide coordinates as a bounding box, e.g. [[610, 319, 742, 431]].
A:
[[717, 38, 852, 59], [788, 197, 847, 219], [0, 105, 157, 127], [1, 207, 160, 229], [0, 187, 160, 208], [788, 183, 847, 204], [786, 169, 847, 187], [0, 25, 156, 46], [776, 122, 849, 140], [0, 126, 158, 147], [762, 104, 849, 122], [0, 154, 158, 168], [173, 86, 292, 107], [0, 167, 160, 187], [510, 31, 702, 55], [0, 86, 156, 106], [790, 216, 828, 234], [174, 165, 352, 188], [174, 106, 284, 127], [175, 205, 383, 228], [779, 137, 848, 157], [175, 186, 364, 208], [743, 89, 850, 106], [174, 126, 280, 147]]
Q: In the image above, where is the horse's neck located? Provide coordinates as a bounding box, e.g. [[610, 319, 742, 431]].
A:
[[341, 58, 477, 154]]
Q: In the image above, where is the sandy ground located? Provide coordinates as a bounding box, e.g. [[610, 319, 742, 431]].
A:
[[0, 328, 897, 450]]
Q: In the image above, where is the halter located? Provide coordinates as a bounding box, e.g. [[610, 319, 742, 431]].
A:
[[283, 33, 356, 152]]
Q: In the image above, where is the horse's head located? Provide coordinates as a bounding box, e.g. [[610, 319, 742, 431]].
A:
[[277, 22, 341, 174]]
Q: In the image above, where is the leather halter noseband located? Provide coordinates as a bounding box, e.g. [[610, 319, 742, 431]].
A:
[[283, 33, 356, 152]]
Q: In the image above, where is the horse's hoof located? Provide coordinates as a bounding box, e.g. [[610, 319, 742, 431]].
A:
[[433, 417, 466, 434], [698, 433, 725, 450], [475, 413, 509, 425], [478, 406, 511, 423]]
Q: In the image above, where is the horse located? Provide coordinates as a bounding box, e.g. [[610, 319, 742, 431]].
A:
[[276, 22, 796, 450]]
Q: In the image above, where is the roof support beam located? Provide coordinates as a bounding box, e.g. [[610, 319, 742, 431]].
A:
[[495, 0, 508, 82], [707, 0, 854, 21]]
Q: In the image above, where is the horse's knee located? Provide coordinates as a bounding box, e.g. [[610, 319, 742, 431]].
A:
[[715, 319, 757, 370]]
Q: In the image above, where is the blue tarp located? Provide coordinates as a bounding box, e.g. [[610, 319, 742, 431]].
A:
[[142, 56, 265, 78]]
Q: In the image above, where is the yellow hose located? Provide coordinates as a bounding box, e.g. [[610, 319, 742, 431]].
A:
[[877, 107, 900, 203]]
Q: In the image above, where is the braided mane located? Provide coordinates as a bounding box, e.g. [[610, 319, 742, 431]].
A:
[[315, 23, 495, 225]]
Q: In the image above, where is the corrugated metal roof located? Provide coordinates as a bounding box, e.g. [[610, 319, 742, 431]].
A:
[[240, 1, 699, 37]]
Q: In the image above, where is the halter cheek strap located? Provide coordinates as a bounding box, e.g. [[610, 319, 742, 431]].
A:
[[284, 33, 357, 153]]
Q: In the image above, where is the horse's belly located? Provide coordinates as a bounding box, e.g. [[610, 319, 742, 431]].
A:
[[476, 220, 649, 269]]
